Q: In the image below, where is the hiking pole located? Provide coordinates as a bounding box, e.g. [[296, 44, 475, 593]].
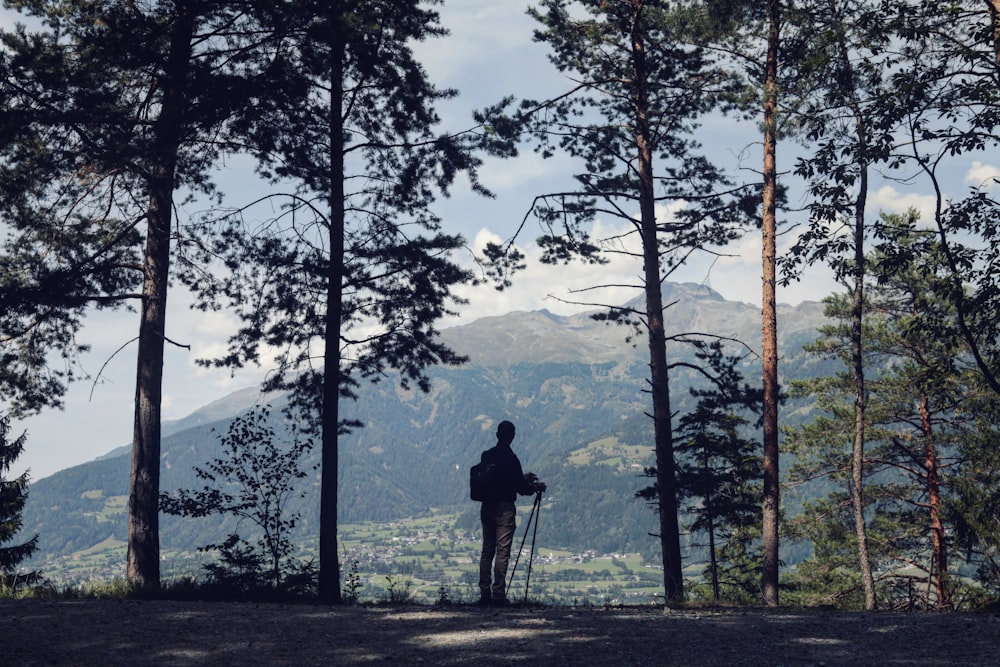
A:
[[522, 489, 543, 603], [506, 490, 541, 595]]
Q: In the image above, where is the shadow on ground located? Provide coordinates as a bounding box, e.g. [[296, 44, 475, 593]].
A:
[[3, 600, 999, 666]]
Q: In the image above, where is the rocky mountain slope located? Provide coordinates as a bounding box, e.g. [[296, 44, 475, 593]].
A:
[[19, 282, 831, 572]]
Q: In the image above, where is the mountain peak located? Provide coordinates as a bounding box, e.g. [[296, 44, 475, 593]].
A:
[[441, 281, 782, 367]]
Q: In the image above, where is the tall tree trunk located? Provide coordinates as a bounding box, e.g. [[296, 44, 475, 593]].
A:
[[702, 449, 720, 601], [760, 0, 781, 608], [986, 0, 1000, 64], [318, 10, 346, 604], [920, 395, 950, 609], [849, 194, 876, 611], [630, 0, 683, 602], [833, 0, 877, 609], [708, 511, 720, 601], [127, 7, 194, 590]]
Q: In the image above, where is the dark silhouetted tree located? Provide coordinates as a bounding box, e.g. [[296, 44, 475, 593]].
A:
[[0, 413, 38, 589], [662, 342, 762, 602], [0, 2, 284, 589], [484, 0, 754, 602], [185, 0, 484, 602], [160, 405, 316, 594]]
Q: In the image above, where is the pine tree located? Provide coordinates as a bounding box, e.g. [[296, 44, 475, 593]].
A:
[[673, 342, 763, 603], [0, 414, 38, 589], [485, 0, 754, 603], [184, 0, 483, 602], [785, 220, 999, 609], [758, 0, 783, 608], [0, 17, 143, 415], [0, 1, 285, 589], [949, 389, 1000, 599]]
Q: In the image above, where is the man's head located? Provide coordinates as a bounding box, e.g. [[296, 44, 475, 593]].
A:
[[496, 420, 516, 443]]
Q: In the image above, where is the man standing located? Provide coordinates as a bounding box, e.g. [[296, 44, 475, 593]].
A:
[[478, 420, 546, 606]]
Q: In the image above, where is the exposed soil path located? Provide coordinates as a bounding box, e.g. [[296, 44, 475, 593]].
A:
[[3, 600, 999, 666]]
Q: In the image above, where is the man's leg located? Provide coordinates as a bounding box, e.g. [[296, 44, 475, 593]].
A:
[[491, 502, 517, 603], [478, 503, 497, 603]]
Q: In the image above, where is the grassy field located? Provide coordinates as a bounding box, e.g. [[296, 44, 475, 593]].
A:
[[32, 509, 667, 605], [566, 437, 652, 468], [332, 510, 665, 604]]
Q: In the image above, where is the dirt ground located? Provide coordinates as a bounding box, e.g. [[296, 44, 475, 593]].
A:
[[2, 599, 999, 666]]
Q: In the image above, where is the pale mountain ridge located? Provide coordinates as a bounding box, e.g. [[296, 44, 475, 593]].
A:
[[441, 281, 826, 368], [94, 385, 281, 463], [441, 282, 720, 367], [441, 308, 629, 366], [93, 282, 824, 466]]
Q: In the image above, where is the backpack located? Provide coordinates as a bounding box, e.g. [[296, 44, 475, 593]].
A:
[[469, 450, 498, 502]]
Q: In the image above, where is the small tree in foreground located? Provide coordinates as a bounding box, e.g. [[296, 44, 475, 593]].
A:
[[160, 406, 316, 595], [637, 341, 763, 603], [675, 343, 763, 604], [0, 414, 38, 591]]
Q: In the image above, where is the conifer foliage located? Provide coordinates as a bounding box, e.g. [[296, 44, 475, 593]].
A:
[[0, 1, 288, 590], [486, 0, 755, 603], [784, 224, 1000, 609], [674, 343, 763, 603], [0, 414, 38, 589], [184, 1, 483, 602], [637, 341, 763, 603]]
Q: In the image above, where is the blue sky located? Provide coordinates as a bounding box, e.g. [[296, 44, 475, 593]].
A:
[[4, 1, 997, 480]]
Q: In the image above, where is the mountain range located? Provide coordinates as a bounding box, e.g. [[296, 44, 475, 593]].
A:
[[19, 282, 832, 577]]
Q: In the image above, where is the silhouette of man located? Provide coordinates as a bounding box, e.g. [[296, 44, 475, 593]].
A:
[[477, 420, 546, 606]]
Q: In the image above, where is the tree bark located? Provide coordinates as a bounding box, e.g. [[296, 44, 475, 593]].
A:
[[760, 0, 781, 608], [985, 0, 1000, 65], [708, 509, 720, 601], [833, 0, 877, 609], [127, 6, 194, 590], [920, 394, 950, 609], [318, 7, 346, 604], [629, 0, 683, 602], [849, 197, 876, 611]]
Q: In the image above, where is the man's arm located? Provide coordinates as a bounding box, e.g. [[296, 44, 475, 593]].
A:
[[519, 469, 546, 495]]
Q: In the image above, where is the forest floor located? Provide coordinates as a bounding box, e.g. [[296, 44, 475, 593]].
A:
[[2, 599, 999, 666]]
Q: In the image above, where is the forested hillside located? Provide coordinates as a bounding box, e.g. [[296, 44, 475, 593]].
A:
[[20, 284, 829, 575]]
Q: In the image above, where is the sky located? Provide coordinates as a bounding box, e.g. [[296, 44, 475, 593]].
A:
[[3, 2, 998, 481]]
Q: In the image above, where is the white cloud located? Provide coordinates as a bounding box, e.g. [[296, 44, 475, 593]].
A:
[[714, 230, 761, 270], [965, 161, 1000, 191], [416, 1, 553, 95], [448, 222, 641, 323], [191, 308, 235, 337], [477, 150, 576, 194], [447, 211, 819, 324], [449, 229, 636, 324], [869, 185, 937, 224], [173, 307, 280, 403]]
